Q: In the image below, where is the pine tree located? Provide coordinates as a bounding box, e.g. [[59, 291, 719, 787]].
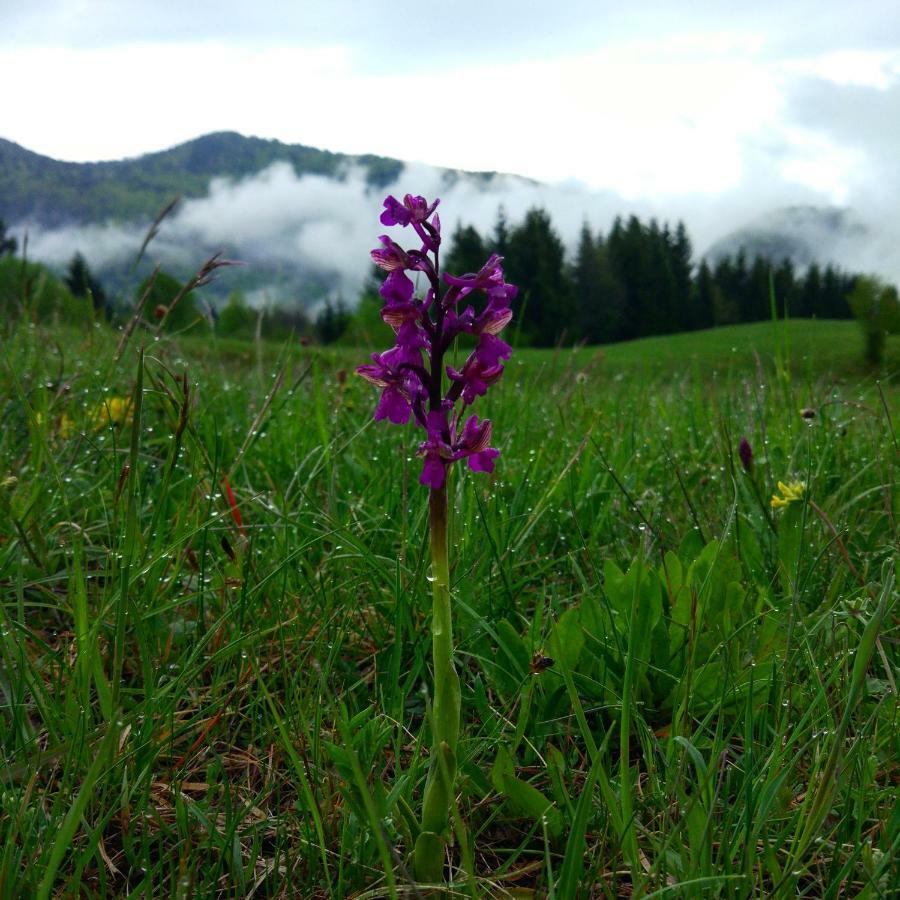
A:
[[748, 256, 771, 322], [504, 207, 573, 346], [315, 298, 352, 344], [694, 260, 717, 329], [671, 222, 694, 330], [607, 215, 657, 340], [772, 258, 796, 318], [64, 252, 107, 312], [732, 249, 752, 322], [573, 224, 624, 343], [444, 222, 487, 277], [648, 220, 676, 335], [574, 223, 600, 341], [821, 265, 851, 319], [801, 263, 822, 318], [0, 219, 16, 257], [711, 257, 740, 324]]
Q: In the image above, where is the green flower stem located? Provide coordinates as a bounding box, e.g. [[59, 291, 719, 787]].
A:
[[413, 483, 461, 884]]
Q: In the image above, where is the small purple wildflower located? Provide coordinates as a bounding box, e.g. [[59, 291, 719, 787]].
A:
[[357, 194, 516, 489]]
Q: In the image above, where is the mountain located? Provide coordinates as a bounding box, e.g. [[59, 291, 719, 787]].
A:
[[0, 132, 514, 308], [703, 205, 870, 270], [1, 133, 889, 310], [0, 131, 406, 227]]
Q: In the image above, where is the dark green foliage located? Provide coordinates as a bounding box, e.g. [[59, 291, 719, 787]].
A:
[[747, 256, 771, 322], [714, 250, 749, 324], [315, 298, 352, 344], [800, 262, 822, 318], [847, 274, 900, 365], [0, 183, 880, 346], [259, 305, 312, 341], [504, 207, 574, 345], [573, 223, 623, 343], [821, 264, 856, 318], [216, 291, 257, 339], [694, 260, 718, 329], [0, 218, 16, 257], [0, 132, 405, 226], [137, 270, 206, 333], [607, 216, 660, 338], [336, 266, 385, 347], [443, 222, 487, 277], [0, 255, 91, 325], [772, 258, 797, 317], [671, 222, 694, 329], [347, 208, 874, 349], [64, 252, 108, 313]]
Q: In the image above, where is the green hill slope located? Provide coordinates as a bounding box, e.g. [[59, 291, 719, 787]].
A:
[[0, 131, 405, 226]]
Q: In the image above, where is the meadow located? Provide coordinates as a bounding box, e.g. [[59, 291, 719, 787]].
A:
[[0, 315, 897, 898]]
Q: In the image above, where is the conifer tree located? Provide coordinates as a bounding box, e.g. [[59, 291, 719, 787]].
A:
[[748, 256, 771, 322], [0, 219, 16, 257], [607, 215, 657, 339], [773, 258, 796, 318], [444, 222, 487, 278], [504, 207, 573, 346], [801, 263, 823, 318], [573, 223, 623, 343], [315, 298, 351, 344], [64, 252, 107, 312], [671, 222, 694, 330], [649, 220, 676, 335], [694, 260, 717, 329], [821, 265, 851, 319]]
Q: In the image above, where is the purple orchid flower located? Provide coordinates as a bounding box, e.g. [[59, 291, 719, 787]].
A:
[[380, 193, 442, 252], [357, 194, 515, 489], [417, 411, 500, 489]]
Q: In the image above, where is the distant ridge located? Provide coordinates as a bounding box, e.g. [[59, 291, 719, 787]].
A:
[[0, 131, 406, 226], [1, 132, 885, 309], [704, 205, 869, 269]]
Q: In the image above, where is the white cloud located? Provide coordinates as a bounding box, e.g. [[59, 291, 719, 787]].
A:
[[23, 145, 900, 306], [5, 3, 900, 294], [22, 221, 138, 269]]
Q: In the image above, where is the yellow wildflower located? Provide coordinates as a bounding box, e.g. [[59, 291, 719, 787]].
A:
[[59, 413, 76, 439], [771, 480, 806, 509], [89, 396, 133, 430]]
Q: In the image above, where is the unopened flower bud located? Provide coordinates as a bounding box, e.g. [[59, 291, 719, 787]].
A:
[[739, 437, 753, 472]]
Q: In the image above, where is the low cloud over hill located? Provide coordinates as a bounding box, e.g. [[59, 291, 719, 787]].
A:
[[4, 132, 898, 308]]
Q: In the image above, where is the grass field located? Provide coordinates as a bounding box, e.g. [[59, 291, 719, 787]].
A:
[[0, 316, 897, 897]]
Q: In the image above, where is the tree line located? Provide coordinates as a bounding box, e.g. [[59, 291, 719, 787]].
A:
[[441, 209, 859, 347], [0, 211, 889, 356]]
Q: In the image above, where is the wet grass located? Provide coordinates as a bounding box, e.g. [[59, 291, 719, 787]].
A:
[[0, 317, 896, 898]]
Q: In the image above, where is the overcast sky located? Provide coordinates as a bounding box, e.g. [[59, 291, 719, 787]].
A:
[[2, 0, 898, 201]]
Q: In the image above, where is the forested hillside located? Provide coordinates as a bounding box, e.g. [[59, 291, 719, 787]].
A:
[[0, 131, 404, 225]]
